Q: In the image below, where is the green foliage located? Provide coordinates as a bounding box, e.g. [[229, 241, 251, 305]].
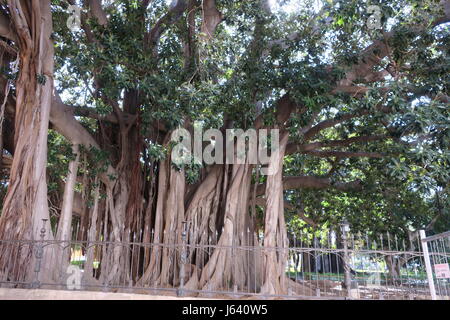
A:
[[43, 0, 449, 237], [47, 130, 77, 193]]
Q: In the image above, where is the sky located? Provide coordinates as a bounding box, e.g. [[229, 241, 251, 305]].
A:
[[269, 0, 323, 14], [162, 0, 319, 15]]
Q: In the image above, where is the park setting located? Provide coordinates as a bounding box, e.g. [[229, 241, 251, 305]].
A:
[[0, 0, 448, 301]]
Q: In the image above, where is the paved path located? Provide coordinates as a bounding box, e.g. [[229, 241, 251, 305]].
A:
[[0, 288, 210, 300]]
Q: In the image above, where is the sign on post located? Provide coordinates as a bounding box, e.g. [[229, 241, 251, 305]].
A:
[[434, 264, 450, 279]]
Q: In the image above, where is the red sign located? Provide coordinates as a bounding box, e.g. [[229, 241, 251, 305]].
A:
[[434, 264, 450, 279]]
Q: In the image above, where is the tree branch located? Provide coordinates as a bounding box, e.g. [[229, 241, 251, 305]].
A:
[[255, 197, 317, 227], [87, 0, 108, 26], [300, 104, 391, 142], [50, 94, 116, 188], [200, 0, 223, 41], [256, 175, 363, 195], [70, 105, 136, 125], [301, 150, 385, 159], [145, 0, 188, 51], [0, 9, 17, 42], [287, 135, 387, 155]]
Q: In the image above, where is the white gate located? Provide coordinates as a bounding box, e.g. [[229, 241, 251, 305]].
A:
[[421, 230, 450, 300]]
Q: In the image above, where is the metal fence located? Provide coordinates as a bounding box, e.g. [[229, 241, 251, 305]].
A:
[[420, 231, 450, 300], [0, 226, 449, 300]]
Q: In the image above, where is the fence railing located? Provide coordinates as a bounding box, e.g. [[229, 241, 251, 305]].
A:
[[420, 231, 450, 300], [0, 229, 448, 300]]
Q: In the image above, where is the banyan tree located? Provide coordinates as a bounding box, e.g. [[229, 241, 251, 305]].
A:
[[0, 0, 448, 295]]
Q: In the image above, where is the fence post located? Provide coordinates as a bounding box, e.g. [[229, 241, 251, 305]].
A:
[[316, 288, 321, 297], [341, 221, 352, 299], [178, 221, 188, 297], [420, 230, 437, 300], [31, 219, 47, 289]]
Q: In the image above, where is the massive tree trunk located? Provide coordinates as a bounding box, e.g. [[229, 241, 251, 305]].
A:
[[54, 144, 80, 281], [137, 128, 288, 294], [182, 165, 224, 290], [100, 175, 129, 286], [0, 0, 54, 282], [138, 152, 186, 288], [385, 255, 402, 285], [198, 162, 254, 292], [260, 132, 289, 295], [83, 180, 101, 286]]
